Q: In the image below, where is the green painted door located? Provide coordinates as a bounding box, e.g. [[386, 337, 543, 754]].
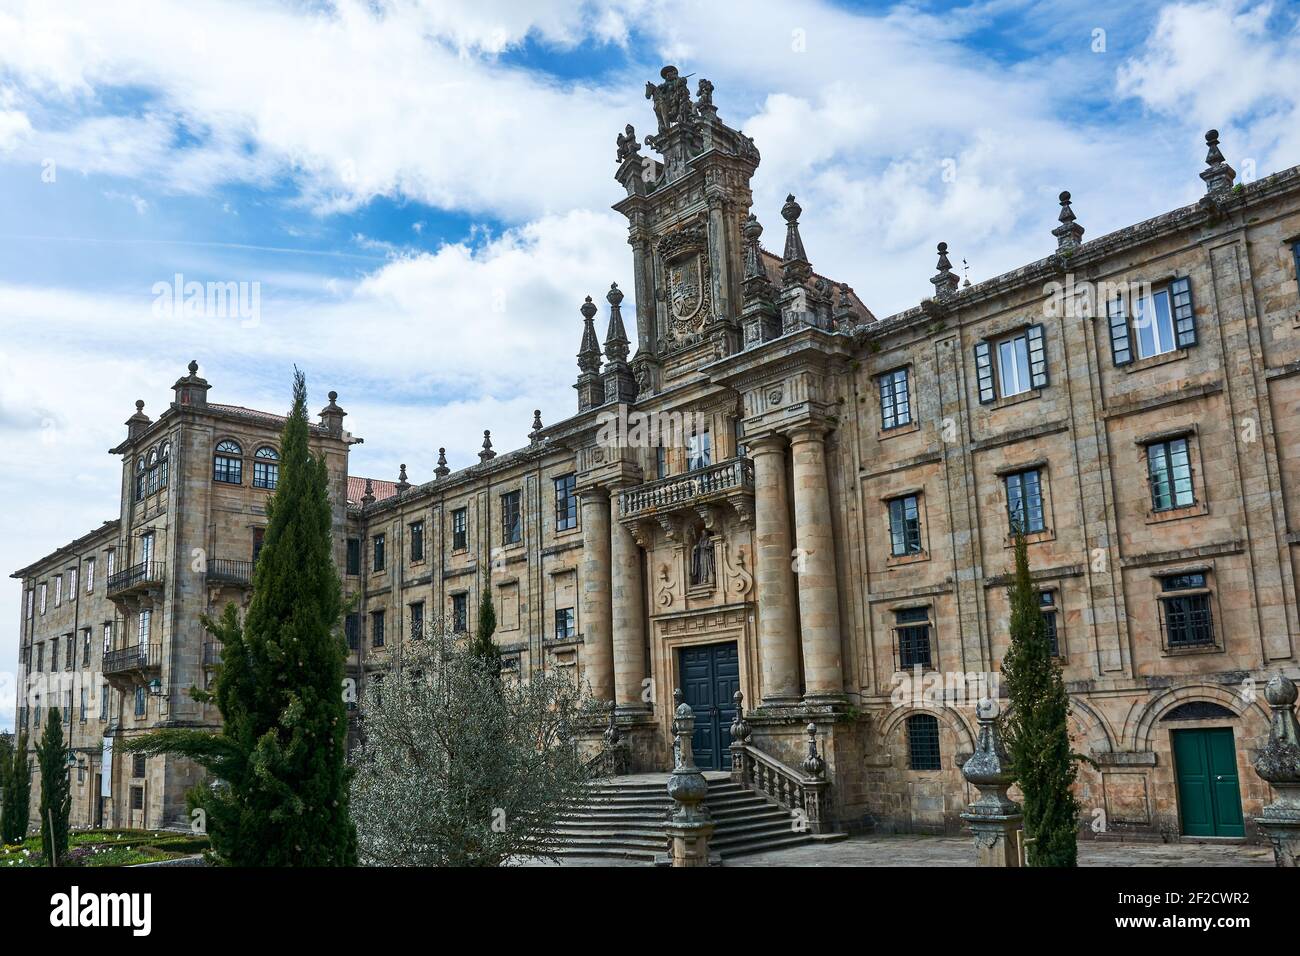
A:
[[1172, 728, 1245, 837]]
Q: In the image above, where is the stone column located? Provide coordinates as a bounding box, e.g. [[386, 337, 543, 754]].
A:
[[751, 435, 802, 706], [611, 514, 649, 714], [579, 488, 614, 703], [1254, 674, 1300, 867], [961, 698, 1023, 867], [789, 427, 844, 704]]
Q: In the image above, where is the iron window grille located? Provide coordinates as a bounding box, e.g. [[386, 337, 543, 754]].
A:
[[907, 713, 941, 771], [895, 606, 933, 669], [888, 495, 923, 556], [371, 610, 385, 647], [1160, 573, 1215, 649]]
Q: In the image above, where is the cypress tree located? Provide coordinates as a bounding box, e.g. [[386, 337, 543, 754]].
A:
[[35, 711, 71, 865], [2, 732, 31, 845], [471, 586, 501, 679], [127, 370, 356, 865], [0, 733, 11, 842], [1001, 534, 1080, 866]]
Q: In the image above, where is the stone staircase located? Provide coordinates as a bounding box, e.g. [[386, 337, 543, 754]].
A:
[[552, 773, 838, 862]]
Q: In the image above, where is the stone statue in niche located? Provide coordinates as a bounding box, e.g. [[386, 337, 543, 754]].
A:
[[689, 528, 716, 587]]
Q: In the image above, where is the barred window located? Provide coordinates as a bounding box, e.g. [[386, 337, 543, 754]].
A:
[[879, 368, 911, 430], [907, 714, 941, 771], [888, 495, 922, 556], [555, 474, 578, 531], [213, 440, 243, 484], [133, 753, 146, 778], [371, 610, 385, 648], [252, 446, 279, 490], [895, 606, 932, 669], [1005, 468, 1046, 534], [345, 613, 360, 651], [1147, 437, 1194, 511], [1161, 573, 1214, 648], [131, 787, 144, 811]]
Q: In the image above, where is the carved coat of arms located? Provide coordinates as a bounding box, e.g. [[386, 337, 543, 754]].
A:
[[658, 225, 711, 341]]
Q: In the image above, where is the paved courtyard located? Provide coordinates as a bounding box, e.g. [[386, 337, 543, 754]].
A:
[[528, 834, 1273, 867]]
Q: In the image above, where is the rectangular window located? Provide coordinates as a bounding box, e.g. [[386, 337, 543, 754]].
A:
[[85, 558, 95, 593], [253, 457, 279, 490], [452, 509, 468, 551], [554, 474, 578, 531], [55, 575, 62, 606], [80, 688, 88, 722], [140, 531, 154, 566], [554, 607, 575, 640], [1134, 287, 1177, 358], [81, 628, 91, 667], [888, 495, 922, 556], [36, 643, 44, 672], [502, 490, 522, 544], [452, 593, 469, 633], [1147, 437, 1195, 511], [65, 633, 74, 669], [39, 582, 47, 614], [131, 787, 144, 811], [69, 567, 77, 593], [372, 534, 386, 572], [346, 538, 361, 575], [879, 368, 912, 430], [1161, 573, 1215, 648], [345, 613, 360, 651], [1005, 468, 1046, 534], [102, 622, 112, 654], [100, 683, 109, 721], [907, 714, 941, 771], [410, 601, 425, 640], [371, 610, 385, 648], [133, 753, 146, 778], [1292, 241, 1300, 293], [655, 446, 668, 479], [25, 589, 33, 618], [106, 549, 116, 579], [1039, 590, 1060, 657], [409, 521, 425, 562], [997, 332, 1032, 397], [134, 686, 146, 717], [687, 428, 712, 471], [138, 608, 152, 644], [895, 607, 932, 669], [252, 527, 264, 565], [213, 452, 242, 484]]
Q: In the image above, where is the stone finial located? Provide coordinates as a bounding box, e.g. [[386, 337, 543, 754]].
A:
[[319, 390, 346, 436], [396, 463, 410, 492], [529, 409, 544, 444], [834, 282, 857, 325], [743, 214, 765, 280], [434, 447, 450, 480], [1200, 129, 1237, 196], [1052, 190, 1085, 252], [728, 691, 752, 745], [930, 242, 960, 300], [172, 358, 211, 408], [361, 478, 375, 506], [603, 700, 623, 747], [1254, 674, 1300, 865], [478, 430, 496, 462], [603, 282, 629, 365], [960, 697, 1023, 866], [780, 193, 811, 285], [667, 689, 708, 818], [801, 722, 826, 778], [577, 296, 602, 374], [126, 399, 151, 440]]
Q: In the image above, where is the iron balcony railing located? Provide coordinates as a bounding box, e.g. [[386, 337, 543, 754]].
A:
[[619, 456, 754, 518], [106, 561, 166, 597], [206, 559, 254, 586], [102, 643, 161, 675]]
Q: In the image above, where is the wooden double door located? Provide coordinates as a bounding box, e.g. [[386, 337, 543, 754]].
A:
[[677, 641, 740, 771]]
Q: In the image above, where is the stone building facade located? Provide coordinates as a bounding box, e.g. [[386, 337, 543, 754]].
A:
[[11, 69, 1300, 843]]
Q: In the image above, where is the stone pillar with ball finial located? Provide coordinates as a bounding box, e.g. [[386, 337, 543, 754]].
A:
[[1253, 674, 1300, 866], [663, 688, 715, 866], [960, 697, 1023, 866]]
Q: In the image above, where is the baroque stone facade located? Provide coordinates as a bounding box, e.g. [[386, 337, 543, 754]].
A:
[[11, 70, 1300, 844]]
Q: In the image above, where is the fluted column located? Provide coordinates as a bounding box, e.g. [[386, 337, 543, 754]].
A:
[[790, 427, 844, 703], [750, 435, 801, 706], [611, 510, 649, 713], [579, 488, 614, 702]]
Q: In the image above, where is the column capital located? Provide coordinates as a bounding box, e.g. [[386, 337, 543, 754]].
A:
[[787, 423, 832, 445], [746, 432, 789, 455], [577, 485, 611, 501]]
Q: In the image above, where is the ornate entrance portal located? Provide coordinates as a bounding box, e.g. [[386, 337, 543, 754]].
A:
[[677, 641, 740, 770]]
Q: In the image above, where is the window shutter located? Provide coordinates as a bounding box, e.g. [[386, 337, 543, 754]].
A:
[[974, 341, 996, 404], [1170, 276, 1197, 348], [1026, 323, 1049, 388], [1107, 295, 1132, 366]]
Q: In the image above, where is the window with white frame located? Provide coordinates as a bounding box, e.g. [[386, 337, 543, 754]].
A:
[[887, 494, 923, 556], [879, 367, 912, 429], [975, 324, 1048, 403], [1146, 437, 1195, 511], [1107, 277, 1197, 365]]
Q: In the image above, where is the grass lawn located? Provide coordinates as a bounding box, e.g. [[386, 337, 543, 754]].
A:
[[0, 829, 210, 867]]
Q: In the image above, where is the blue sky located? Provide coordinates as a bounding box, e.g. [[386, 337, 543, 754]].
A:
[[1, 0, 1298, 729]]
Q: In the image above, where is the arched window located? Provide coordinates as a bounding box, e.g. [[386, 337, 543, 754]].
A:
[[213, 440, 243, 485], [158, 441, 170, 489], [906, 713, 941, 771], [134, 458, 146, 501], [253, 446, 280, 490], [146, 448, 160, 495]]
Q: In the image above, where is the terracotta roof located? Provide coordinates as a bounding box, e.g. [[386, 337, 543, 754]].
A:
[[347, 476, 399, 507], [757, 249, 876, 321]]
